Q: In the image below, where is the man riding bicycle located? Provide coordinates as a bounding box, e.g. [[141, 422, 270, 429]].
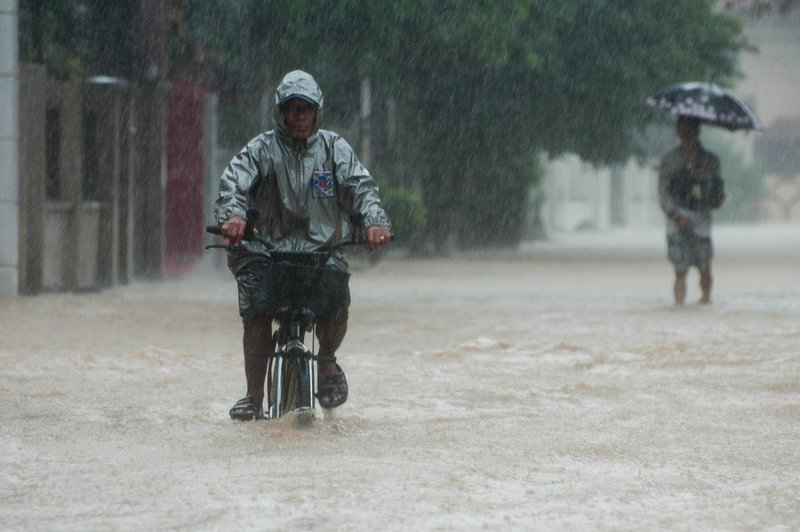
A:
[[214, 70, 392, 420]]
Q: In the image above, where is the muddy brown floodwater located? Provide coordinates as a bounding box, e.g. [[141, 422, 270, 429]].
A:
[[1, 225, 799, 531]]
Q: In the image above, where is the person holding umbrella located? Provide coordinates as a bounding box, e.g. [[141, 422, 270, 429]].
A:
[[658, 116, 724, 304], [646, 82, 763, 305]]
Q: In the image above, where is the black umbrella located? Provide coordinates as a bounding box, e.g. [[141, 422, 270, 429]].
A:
[[644, 81, 764, 131]]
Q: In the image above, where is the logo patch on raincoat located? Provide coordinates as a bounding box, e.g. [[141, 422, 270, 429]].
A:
[[311, 169, 336, 199]]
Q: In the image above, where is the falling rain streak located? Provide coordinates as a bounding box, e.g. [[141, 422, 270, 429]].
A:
[[2, 1, 800, 529]]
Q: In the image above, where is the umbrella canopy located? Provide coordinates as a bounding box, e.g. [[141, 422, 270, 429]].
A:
[[644, 81, 764, 131]]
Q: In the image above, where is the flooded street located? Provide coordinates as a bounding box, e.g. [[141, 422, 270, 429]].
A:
[[2, 225, 799, 531]]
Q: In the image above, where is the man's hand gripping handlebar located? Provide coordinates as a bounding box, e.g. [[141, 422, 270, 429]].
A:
[[206, 209, 393, 251]]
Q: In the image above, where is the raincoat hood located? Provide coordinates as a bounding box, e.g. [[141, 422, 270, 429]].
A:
[[273, 70, 324, 138]]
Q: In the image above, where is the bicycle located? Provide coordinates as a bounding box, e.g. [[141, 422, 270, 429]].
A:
[[206, 210, 379, 424]]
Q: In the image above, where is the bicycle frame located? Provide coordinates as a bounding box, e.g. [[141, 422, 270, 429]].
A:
[[266, 314, 316, 419], [206, 209, 392, 421]]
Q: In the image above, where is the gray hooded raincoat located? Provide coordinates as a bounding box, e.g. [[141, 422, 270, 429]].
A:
[[214, 70, 391, 273]]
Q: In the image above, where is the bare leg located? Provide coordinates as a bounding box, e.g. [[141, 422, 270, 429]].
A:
[[699, 270, 712, 304], [316, 320, 348, 405], [242, 314, 273, 408], [674, 272, 687, 305], [316, 320, 347, 364]]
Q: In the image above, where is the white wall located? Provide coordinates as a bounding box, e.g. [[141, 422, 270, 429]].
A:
[[618, 158, 663, 228], [542, 154, 610, 233], [737, 11, 800, 128], [540, 155, 661, 234], [0, 0, 19, 295]]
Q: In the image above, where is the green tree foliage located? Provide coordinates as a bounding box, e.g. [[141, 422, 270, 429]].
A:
[[181, 0, 746, 249], [369, 170, 427, 246], [19, 0, 134, 78], [21, 0, 750, 250], [380, 187, 429, 248]]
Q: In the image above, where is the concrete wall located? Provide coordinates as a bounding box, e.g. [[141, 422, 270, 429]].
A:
[[542, 154, 611, 233], [738, 12, 800, 221], [540, 154, 662, 234], [737, 11, 800, 128], [0, 0, 18, 295], [18, 70, 137, 293], [18, 65, 45, 292], [617, 158, 663, 228]]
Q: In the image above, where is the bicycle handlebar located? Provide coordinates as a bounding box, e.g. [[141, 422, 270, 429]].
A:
[[205, 225, 393, 248], [205, 210, 394, 263], [206, 209, 258, 235]]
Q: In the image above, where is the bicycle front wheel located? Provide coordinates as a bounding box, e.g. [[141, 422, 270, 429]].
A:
[[282, 357, 302, 412], [282, 353, 314, 418]]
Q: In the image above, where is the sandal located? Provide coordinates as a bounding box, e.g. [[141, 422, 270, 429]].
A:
[[229, 396, 264, 421], [316, 356, 348, 409]]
